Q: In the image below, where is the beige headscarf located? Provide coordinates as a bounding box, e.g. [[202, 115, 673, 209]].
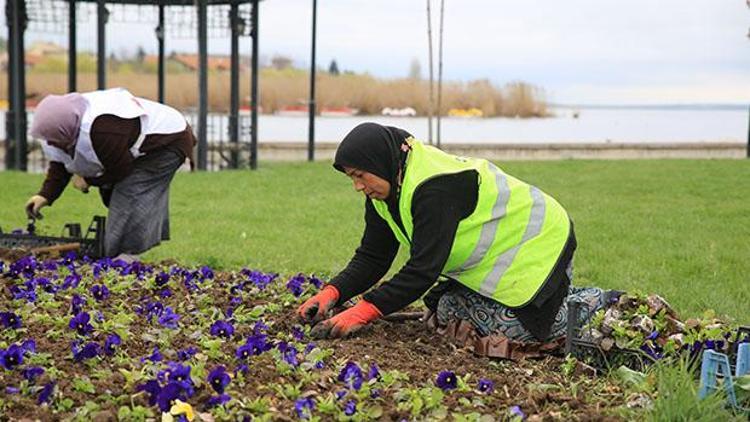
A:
[[30, 93, 87, 152]]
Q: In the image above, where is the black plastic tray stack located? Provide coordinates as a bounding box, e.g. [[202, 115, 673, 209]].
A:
[[0, 216, 106, 259], [564, 299, 750, 372]]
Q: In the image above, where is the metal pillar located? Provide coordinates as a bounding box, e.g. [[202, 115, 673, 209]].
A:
[[5, 0, 15, 170], [68, 0, 77, 92], [96, 0, 107, 90], [197, 0, 208, 170], [307, 0, 317, 162], [157, 2, 165, 103], [229, 3, 240, 168], [250, 0, 259, 170], [6, 0, 28, 171]]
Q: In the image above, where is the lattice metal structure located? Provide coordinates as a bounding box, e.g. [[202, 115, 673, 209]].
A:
[[5, 0, 265, 172], [25, 0, 91, 33], [166, 4, 253, 38]]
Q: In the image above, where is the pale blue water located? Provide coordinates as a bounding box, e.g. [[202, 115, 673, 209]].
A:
[[5, 107, 748, 145], [255, 107, 748, 144]]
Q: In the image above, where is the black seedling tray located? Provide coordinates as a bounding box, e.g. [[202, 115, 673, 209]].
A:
[[564, 299, 750, 372], [0, 216, 106, 258]]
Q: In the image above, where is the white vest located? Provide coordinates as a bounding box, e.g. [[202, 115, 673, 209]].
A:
[[40, 88, 187, 178]]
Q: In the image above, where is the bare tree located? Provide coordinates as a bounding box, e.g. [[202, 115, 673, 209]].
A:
[[408, 58, 422, 80], [426, 0, 434, 145], [436, 0, 445, 149]]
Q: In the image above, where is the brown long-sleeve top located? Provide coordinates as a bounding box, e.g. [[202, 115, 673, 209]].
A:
[[38, 114, 195, 204]]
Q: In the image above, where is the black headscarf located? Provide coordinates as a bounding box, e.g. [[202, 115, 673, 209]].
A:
[[333, 122, 413, 204]]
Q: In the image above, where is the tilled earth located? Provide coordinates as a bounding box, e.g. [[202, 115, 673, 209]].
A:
[[0, 251, 634, 421]]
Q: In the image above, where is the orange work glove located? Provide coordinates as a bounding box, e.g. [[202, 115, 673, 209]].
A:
[[310, 300, 383, 339], [297, 285, 340, 324]]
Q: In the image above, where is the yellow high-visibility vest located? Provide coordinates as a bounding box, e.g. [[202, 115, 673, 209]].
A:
[[371, 139, 570, 308]]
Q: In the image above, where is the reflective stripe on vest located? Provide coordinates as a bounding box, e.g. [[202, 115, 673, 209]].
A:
[[371, 139, 570, 308]]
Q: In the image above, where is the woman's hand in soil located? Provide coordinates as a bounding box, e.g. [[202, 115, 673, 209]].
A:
[[297, 285, 340, 324], [310, 300, 382, 339], [25, 195, 49, 219]]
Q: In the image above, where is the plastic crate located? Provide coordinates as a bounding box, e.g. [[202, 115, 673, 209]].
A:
[[564, 299, 750, 372], [0, 216, 106, 259], [698, 344, 750, 413]]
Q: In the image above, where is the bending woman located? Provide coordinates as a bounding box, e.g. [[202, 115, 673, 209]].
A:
[[25, 88, 195, 262], [298, 122, 613, 358]]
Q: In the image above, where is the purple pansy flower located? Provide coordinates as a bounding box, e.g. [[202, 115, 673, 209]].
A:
[[0, 344, 24, 369], [294, 397, 315, 419], [70, 293, 86, 315], [177, 346, 198, 361], [435, 370, 457, 391], [338, 361, 364, 390], [69, 312, 93, 335], [367, 363, 380, 381], [200, 265, 214, 280], [168, 362, 192, 386], [38, 382, 55, 404], [72, 341, 100, 362], [157, 382, 183, 412], [0, 311, 22, 329], [292, 325, 305, 341], [157, 307, 180, 328], [249, 333, 271, 352], [286, 274, 306, 297], [137, 380, 161, 406], [142, 347, 163, 363], [206, 393, 231, 408], [104, 334, 122, 355], [343, 400, 357, 416], [509, 405, 525, 420], [208, 366, 230, 394], [22, 366, 45, 382], [477, 378, 494, 394], [236, 343, 253, 360], [234, 364, 249, 376], [278, 342, 299, 367], [308, 275, 323, 289], [155, 271, 170, 286], [21, 339, 35, 354], [90, 284, 110, 301], [253, 320, 268, 334], [62, 272, 82, 290], [210, 320, 235, 338]]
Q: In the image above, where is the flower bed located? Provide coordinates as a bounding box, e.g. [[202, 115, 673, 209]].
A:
[[1, 253, 631, 420], [568, 292, 750, 372]]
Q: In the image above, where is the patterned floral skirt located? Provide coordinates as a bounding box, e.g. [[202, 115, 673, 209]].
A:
[[436, 285, 609, 343]]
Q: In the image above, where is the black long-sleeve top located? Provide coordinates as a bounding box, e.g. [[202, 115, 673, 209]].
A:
[[38, 115, 195, 204], [330, 170, 480, 316]]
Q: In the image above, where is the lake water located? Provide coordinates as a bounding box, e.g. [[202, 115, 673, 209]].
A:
[[3, 106, 748, 145], [255, 107, 748, 144]]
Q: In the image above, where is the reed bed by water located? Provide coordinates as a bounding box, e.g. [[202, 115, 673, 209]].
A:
[[1, 69, 548, 118]]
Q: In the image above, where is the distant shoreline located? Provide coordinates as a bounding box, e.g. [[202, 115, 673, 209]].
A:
[[551, 103, 749, 111]]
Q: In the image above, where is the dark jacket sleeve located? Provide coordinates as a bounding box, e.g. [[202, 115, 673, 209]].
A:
[[38, 161, 72, 204], [362, 170, 479, 315], [328, 199, 400, 304], [84, 115, 141, 187]]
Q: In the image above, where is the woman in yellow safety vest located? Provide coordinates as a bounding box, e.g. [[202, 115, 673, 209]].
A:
[[298, 122, 614, 357]]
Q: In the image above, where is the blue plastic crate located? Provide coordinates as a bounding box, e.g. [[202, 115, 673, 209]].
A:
[[698, 343, 750, 413]]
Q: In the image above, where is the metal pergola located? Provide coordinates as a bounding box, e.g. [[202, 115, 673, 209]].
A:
[[4, 0, 322, 172]]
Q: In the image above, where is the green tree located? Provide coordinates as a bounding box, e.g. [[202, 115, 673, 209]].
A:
[[328, 59, 339, 75]]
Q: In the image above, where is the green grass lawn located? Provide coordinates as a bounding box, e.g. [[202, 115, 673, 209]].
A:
[[1, 159, 749, 323]]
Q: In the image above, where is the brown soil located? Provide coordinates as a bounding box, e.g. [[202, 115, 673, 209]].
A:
[[0, 263, 631, 421]]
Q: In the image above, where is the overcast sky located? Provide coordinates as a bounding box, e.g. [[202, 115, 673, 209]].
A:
[[12, 0, 750, 105]]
